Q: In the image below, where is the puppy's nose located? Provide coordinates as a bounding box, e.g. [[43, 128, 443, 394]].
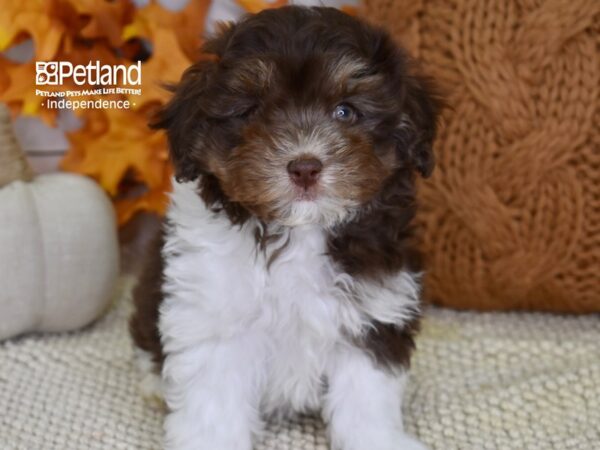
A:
[[287, 158, 323, 189]]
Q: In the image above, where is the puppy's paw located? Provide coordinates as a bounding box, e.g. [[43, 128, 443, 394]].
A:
[[138, 371, 165, 409], [133, 348, 165, 407]]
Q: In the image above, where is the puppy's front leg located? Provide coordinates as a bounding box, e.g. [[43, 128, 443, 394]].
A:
[[162, 335, 265, 450], [324, 345, 427, 450]]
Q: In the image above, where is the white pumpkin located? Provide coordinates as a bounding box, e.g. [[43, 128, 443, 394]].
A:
[[0, 103, 119, 340]]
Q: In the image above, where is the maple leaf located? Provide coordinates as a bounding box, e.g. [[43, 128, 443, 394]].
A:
[[68, 0, 136, 47], [121, 0, 210, 108], [61, 105, 173, 224], [169, 0, 211, 62], [0, 0, 81, 60], [1, 0, 187, 224], [341, 5, 359, 16], [236, 0, 287, 13], [62, 107, 168, 196], [0, 40, 122, 124], [53, 39, 124, 104], [0, 0, 129, 123], [0, 58, 58, 124], [115, 162, 172, 224]]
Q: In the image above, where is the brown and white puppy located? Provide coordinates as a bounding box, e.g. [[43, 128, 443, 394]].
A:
[[130, 6, 438, 450]]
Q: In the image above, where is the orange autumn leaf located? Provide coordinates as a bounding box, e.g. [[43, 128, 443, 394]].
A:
[[0, 57, 10, 92], [68, 0, 135, 47], [341, 5, 359, 16], [0, 58, 58, 123], [62, 108, 168, 196], [1, 0, 357, 227], [115, 163, 172, 224], [121, 1, 209, 108], [0, 0, 80, 60], [0, 40, 122, 124], [62, 105, 172, 224], [168, 0, 211, 62], [131, 31, 191, 108], [53, 40, 124, 107], [0, 0, 127, 124], [237, 0, 287, 14], [1, 0, 196, 224]]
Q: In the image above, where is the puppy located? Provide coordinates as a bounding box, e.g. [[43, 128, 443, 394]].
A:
[[130, 6, 438, 450]]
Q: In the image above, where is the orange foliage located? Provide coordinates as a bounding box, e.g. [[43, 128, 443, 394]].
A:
[[121, 1, 210, 108], [0, 0, 75, 60], [236, 0, 287, 13], [61, 107, 173, 223], [0, 0, 210, 224], [70, 0, 135, 46], [0, 0, 356, 225]]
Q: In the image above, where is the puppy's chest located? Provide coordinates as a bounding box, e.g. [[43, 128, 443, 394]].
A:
[[259, 226, 349, 341], [257, 227, 350, 411], [168, 206, 359, 409]]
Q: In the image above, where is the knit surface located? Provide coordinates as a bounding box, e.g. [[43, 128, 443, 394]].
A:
[[364, 0, 600, 312], [0, 104, 33, 187], [1, 279, 598, 449]]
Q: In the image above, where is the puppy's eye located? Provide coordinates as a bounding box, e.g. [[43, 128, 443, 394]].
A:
[[333, 103, 357, 123], [236, 104, 258, 119]]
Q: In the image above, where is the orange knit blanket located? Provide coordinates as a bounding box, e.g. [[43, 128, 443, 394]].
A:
[[364, 0, 599, 312]]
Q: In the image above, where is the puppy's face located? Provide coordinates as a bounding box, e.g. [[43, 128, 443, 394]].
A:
[[155, 6, 438, 228]]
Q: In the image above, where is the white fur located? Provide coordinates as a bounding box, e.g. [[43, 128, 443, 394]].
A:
[[155, 179, 424, 450], [265, 128, 361, 228], [134, 348, 164, 402]]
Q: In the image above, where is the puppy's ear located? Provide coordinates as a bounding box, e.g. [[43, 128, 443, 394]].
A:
[[395, 74, 440, 178], [150, 24, 236, 182], [150, 62, 215, 182]]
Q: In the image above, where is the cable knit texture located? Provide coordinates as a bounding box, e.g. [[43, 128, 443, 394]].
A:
[[364, 0, 600, 312]]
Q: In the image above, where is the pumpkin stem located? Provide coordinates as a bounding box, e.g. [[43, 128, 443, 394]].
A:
[[0, 103, 34, 187]]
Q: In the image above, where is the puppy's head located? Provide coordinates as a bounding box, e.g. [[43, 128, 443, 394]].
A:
[[154, 6, 438, 228]]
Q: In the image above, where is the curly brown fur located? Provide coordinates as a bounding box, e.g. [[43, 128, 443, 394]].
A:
[[136, 4, 439, 376]]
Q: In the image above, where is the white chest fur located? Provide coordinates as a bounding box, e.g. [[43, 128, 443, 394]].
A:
[[259, 225, 353, 413], [161, 182, 363, 413], [159, 180, 420, 417], [157, 181, 425, 450]]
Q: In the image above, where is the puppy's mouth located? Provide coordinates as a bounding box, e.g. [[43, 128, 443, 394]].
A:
[[292, 185, 320, 202]]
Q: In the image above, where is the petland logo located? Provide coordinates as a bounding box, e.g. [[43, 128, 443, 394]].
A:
[[36, 61, 142, 86], [35, 61, 143, 110]]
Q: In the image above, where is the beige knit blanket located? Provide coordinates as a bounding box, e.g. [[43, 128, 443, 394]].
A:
[[1, 278, 598, 449]]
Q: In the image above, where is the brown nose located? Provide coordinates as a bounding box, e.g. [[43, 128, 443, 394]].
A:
[[287, 158, 323, 189]]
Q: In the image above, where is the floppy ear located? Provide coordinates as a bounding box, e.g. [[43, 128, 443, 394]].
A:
[[395, 74, 440, 178], [150, 62, 216, 182], [150, 23, 237, 182]]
